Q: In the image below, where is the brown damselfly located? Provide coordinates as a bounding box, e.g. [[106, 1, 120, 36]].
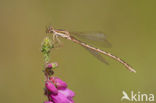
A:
[[46, 26, 136, 73]]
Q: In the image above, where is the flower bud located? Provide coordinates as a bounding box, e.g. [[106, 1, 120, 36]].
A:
[[46, 62, 58, 69], [41, 37, 53, 54]]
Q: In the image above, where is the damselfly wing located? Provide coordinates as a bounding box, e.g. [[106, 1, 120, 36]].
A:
[[70, 31, 112, 48], [84, 46, 109, 65], [51, 30, 111, 64], [70, 32, 111, 64]]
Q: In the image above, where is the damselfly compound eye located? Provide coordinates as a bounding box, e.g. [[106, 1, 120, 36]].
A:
[[46, 26, 54, 33]]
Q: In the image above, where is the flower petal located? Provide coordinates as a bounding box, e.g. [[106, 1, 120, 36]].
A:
[[50, 77, 67, 90], [50, 93, 73, 103], [59, 88, 75, 98], [45, 81, 58, 95]]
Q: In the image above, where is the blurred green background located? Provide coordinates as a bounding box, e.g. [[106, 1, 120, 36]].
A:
[[0, 0, 156, 103]]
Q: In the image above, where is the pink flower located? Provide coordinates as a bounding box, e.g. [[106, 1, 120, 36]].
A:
[[45, 77, 75, 103], [50, 77, 67, 90], [58, 89, 75, 101], [50, 92, 73, 103], [45, 81, 58, 95]]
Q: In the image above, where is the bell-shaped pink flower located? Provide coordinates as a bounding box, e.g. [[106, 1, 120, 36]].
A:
[[45, 81, 58, 95], [50, 93, 73, 103], [45, 77, 75, 103], [50, 77, 67, 90], [58, 88, 75, 99]]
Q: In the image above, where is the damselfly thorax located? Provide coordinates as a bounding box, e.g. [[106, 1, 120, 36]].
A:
[[46, 26, 136, 73]]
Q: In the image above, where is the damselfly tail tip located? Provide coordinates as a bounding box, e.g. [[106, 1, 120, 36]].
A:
[[129, 68, 136, 73], [132, 69, 136, 73]]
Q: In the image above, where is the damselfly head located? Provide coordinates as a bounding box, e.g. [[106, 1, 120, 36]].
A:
[[46, 26, 54, 33]]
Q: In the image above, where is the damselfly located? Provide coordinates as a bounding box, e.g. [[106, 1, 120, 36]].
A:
[[46, 26, 136, 73]]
